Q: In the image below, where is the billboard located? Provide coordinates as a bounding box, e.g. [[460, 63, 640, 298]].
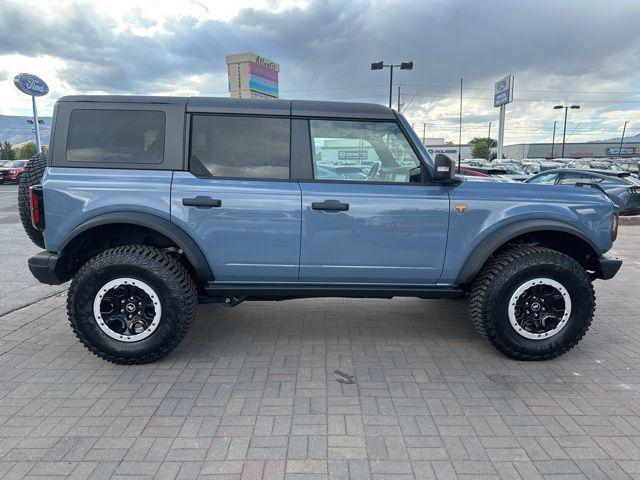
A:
[[226, 52, 279, 99], [606, 146, 639, 156]]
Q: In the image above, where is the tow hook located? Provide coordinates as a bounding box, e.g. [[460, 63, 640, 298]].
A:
[[221, 296, 244, 308]]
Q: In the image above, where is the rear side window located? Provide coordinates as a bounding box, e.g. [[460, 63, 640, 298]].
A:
[[189, 115, 290, 179], [67, 110, 165, 164]]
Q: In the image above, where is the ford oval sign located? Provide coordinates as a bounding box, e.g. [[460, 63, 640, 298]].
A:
[[13, 73, 49, 97]]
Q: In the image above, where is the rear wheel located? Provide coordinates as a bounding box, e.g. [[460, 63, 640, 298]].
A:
[[68, 245, 198, 364], [470, 246, 595, 360], [18, 153, 47, 248]]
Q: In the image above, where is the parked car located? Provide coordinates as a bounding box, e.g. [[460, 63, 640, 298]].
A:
[[491, 161, 530, 181], [22, 95, 621, 364], [526, 168, 640, 215], [458, 166, 490, 177], [539, 161, 565, 171], [0, 160, 28, 184], [460, 165, 514, 182], [461, 158, 491, 167]]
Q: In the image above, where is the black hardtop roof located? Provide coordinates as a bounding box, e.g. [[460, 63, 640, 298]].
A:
[[57, 95, 396, 120]]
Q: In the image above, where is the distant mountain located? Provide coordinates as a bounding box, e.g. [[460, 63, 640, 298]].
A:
[[595, 133, 640, 143], [0, 115, 51, 145]]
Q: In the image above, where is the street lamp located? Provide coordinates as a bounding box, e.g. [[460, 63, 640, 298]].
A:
[[551, 120, 558, 158], [371, 61, 413, 109], [553, 105, 580, 158]]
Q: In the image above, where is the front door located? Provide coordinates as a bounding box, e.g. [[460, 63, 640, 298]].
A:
[[171, 114, 301, 283], [299, 119, 450, 284]]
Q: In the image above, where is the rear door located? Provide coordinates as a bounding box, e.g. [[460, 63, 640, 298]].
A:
[[299, 119, 450, 284], [171, 114, 301, 282]]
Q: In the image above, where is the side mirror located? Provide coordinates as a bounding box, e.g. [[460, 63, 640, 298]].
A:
[[432, 154, 460, 184]]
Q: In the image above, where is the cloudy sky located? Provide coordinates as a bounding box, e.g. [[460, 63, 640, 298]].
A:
[[2, 0, 640, 144]]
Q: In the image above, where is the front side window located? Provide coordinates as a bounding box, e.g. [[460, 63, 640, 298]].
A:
[[309, 120, 421, 183], [67, 110, 165, 164], [189, 115, 290, 179]]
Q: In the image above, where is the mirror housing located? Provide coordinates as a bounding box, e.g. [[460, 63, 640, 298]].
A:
[[432, 154, 461, 185]]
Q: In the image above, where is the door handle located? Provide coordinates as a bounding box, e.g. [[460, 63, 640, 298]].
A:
[[311, 200, 349, 212], [182, 196, 222, 208]]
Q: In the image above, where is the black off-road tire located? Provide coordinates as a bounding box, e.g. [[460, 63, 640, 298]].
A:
[[18, 153, 47, 248], [470, 246, 595, 360], [67, 245, 198, 364]]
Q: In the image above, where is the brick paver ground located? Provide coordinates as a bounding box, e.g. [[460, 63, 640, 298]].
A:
[[1, 228, 639, 479]]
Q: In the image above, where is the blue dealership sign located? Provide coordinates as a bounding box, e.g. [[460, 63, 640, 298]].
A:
[[494, 75, 513, 107], [13, 73, 49, 97]]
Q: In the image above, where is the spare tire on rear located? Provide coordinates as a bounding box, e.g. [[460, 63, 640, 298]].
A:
[[18, 153, 47, 249]]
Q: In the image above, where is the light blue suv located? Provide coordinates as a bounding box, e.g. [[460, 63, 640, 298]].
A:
[[21, 96, 621, 364]]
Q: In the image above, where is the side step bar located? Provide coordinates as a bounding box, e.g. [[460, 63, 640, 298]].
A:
[[203, 282, 464, 302]]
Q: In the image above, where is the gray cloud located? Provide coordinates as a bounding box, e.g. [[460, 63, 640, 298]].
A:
[[2, 0, 639, 97], [1, 0, 640, 142]]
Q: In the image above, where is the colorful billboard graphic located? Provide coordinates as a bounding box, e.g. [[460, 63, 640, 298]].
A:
[[226, 52, 280, 99], [248, 62, 278, 98]]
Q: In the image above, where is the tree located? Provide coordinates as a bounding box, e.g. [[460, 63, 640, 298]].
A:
[[0, 141, 15, 160], [16, 142, 37, 159], [469, 137, 497, 160]]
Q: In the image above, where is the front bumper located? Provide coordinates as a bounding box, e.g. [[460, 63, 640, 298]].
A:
[[28, 251, 68, 285], [592, 254, 622, 280]]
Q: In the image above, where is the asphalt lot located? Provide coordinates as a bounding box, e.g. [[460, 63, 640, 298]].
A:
[[0, 225, 638, 479], [0, 184, 67, 315]]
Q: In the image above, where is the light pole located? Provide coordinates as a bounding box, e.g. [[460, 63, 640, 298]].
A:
[[619, 121, 628, 157], [554, 105, 580, 158], [551, 120, 558, 158], [371, 61, 413, 109], [488, 122, 492, 140]]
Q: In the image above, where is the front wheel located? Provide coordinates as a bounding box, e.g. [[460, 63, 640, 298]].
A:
[[470, 246, 595, 360], [67, 245, 198, 364]]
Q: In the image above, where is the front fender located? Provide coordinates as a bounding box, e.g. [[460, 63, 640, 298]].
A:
[[439, 181, 614, 285], [452, 218, 600, 285]]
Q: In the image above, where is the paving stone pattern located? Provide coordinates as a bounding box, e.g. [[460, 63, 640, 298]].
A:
[[0, 228, 639, 479]]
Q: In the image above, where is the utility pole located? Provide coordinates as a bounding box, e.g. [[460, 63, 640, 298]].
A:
[[619, 121, 628, 156], [551, 120, 557, 158], [422, 123, 426, 144], [488, 122, 492, 140], [458, 77, 463, 171]]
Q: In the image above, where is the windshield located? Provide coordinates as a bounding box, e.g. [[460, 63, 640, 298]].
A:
[[4, 161, 25, 168]]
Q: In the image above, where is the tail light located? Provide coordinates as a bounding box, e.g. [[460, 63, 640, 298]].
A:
[[29, 185, 45, 230]]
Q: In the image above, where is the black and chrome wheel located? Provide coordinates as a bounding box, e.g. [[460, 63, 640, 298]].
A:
[[470, 246, 595, 360], [68, 245, 197, 364], [508, 278, 571, 340], [93, 278, 162, 342]]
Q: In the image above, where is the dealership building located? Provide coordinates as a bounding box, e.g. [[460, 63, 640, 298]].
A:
[[501, 142, 640, 160]]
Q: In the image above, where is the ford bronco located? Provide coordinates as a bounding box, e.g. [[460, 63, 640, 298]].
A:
[[20, 95, 621, 364]]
